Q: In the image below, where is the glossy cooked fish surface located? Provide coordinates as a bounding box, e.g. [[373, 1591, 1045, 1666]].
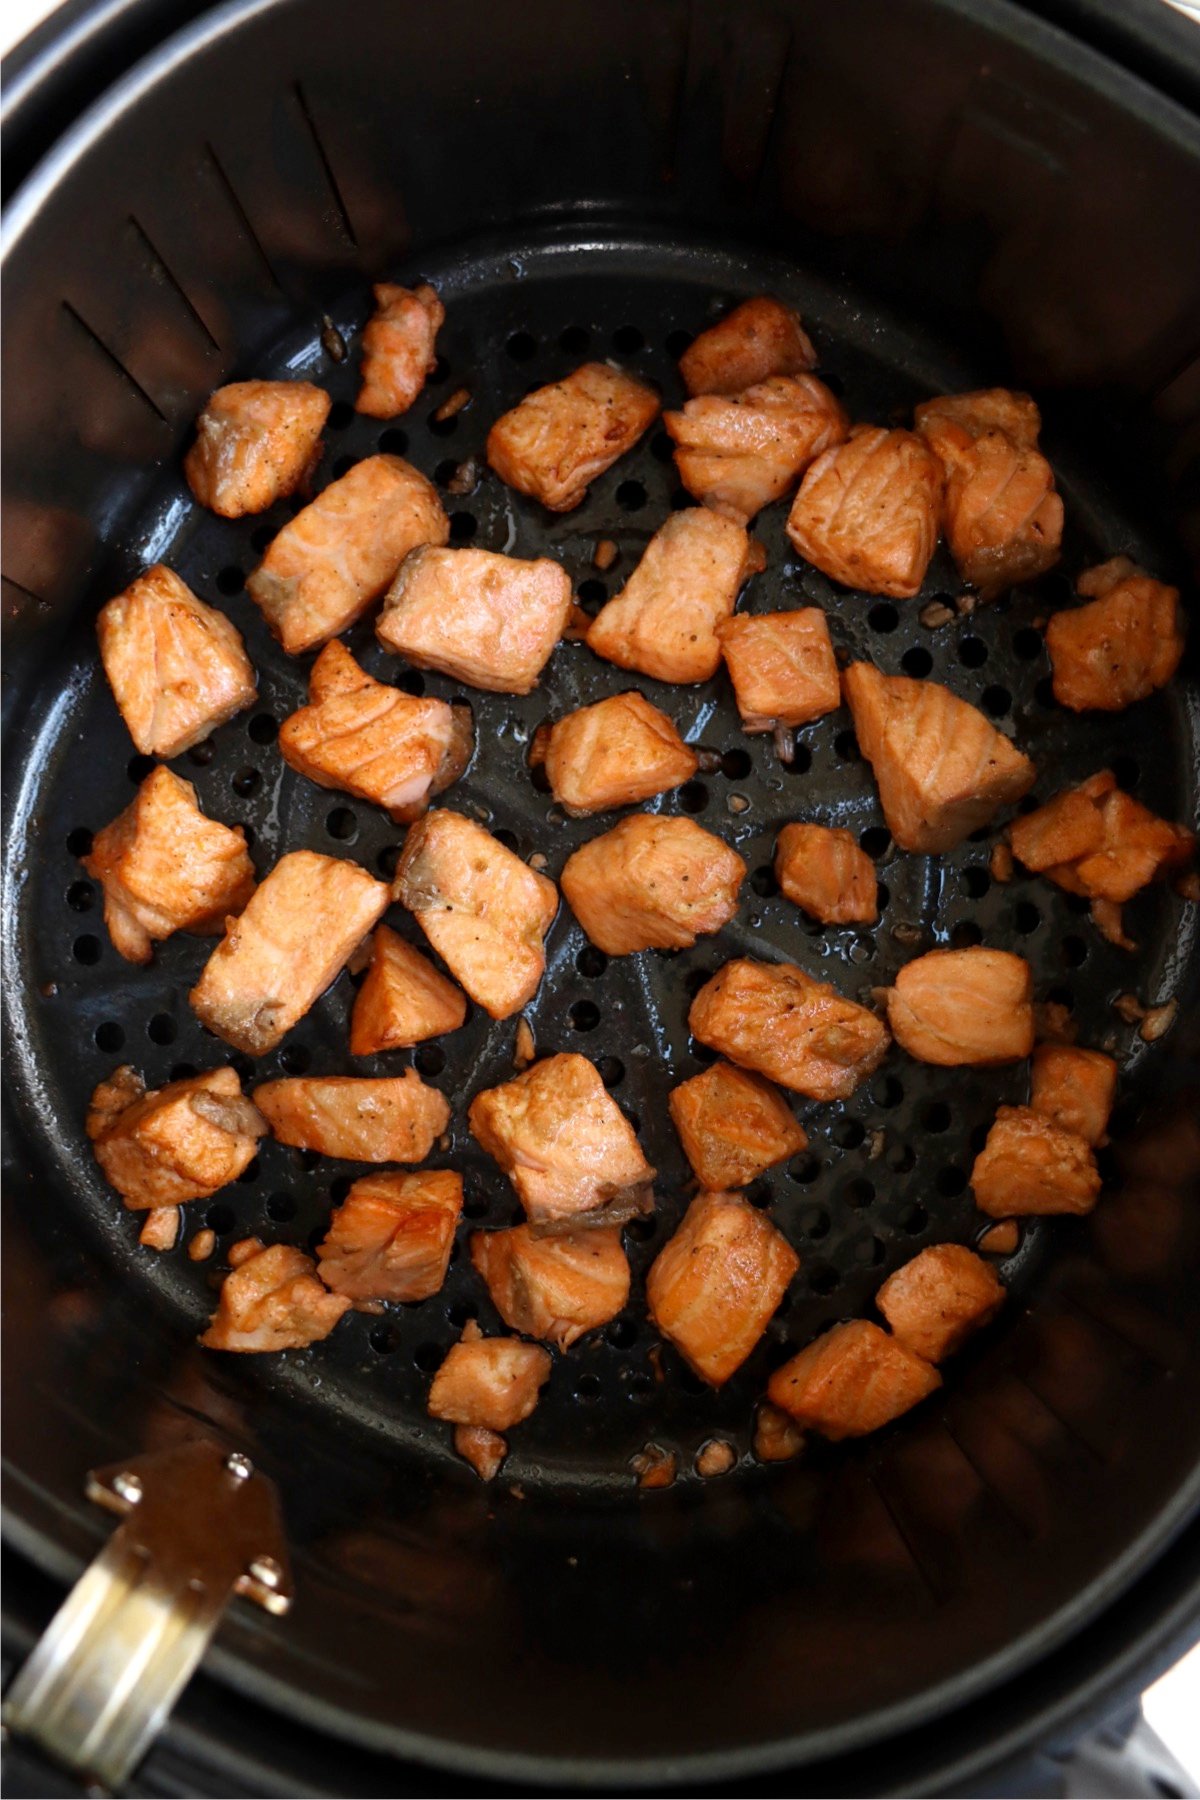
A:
[[356, 282, 444, 419], [767, 1319, 941, 1439], [540, 690, 698, 816], [316, 1169, 462, 1303], [717, 607, 840, 732], [486, 361, 660, 511], [785, 426, 943, 599], [1009, 770, 1195, 904], [427, 1331, 552, 1430], [201, 1242, 350, 1352], [774, 822, 878, 924], [678, 296, 817, 396], [253, 1071, 450, 1163], [1046, 557, 1184, 713], [184, 379, 330, 518], [668, 1061, 807, 1192], [349, 923, 468, 1053], [688, 957, 890, 1102], [875, 1244, 1005, 1363], [471, 1225, 630, 1350], [377, 545, 571, 693], [560, 813, 746, 955], [886, 947, 1034, 1066], [88, 1064, 264, 1210], [970, 1105, 1102, 1216], [1029, 1044, 1117, 1147], [665, 375, 848, 523]]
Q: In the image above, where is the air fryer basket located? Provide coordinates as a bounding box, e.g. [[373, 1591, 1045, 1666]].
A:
[[3, 0, 1200, 1787]]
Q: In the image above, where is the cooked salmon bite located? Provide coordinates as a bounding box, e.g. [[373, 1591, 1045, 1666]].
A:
[[688, 957, 889, 1102], [454, 1425, 508, 1483], [767, 1319, 941, 1440], [189, 851, 389, 1055], [247, 454, 449, 655], [843, 661, 1036, 852], [678, 296, 817, 396], [774, 823, 878, 925], [1009, 770, 1195, 912], [875, 1244, 1005, 1363], [785, 426, 943, 599], [316, 1169, 462, 1303], [560, 814, 746, 956], [252, 1071, 450, 1163], [468, 1053, 656, 1235], [471, 1224, 630, 1350], [886, 947, 1034, 1066], [427, 1328, 552, 1431], [486, 362, 660, 512], [83, 767, 255, 965], [184, 379, 331, 518], [539, 690, 698, 817], [393, 810, 557, 1019], [716, 608, 840, 733], [1029, 1044, 1117, 1147], [349, 923, 468, 1053], [201, 1243, 350, 1352], [668, 1061, 807, 1192], [355, 282, 444, 419], [88, 1064, 264, 1210], [587, 509, 764, 685], [646, 1190, 799, 1387], [664, 375, 849, 523], [97, 565, 257, 758], [376, 546, 572, 693], [1046, 558, 1184, 713], [970, 1105, 1102, 1217]]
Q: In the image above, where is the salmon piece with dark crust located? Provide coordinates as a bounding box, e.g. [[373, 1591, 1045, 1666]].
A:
[[279, 640, 472, 823], [376, 546, 571, 693], [190, 851, 389, 1054], [201, 1243, 350, 1352], [560, 814, 745, 955], [886, 947, 1034, 1066], [355, 282, 444, 419], [471, 1224, 630, 1350], [1046, 557, 1184, 713], [875, 1244, 1005, 1362], [668, 1061, 806, 1191], [185, 380, 331, 517], [774, 823, 877, 925], [717, 608, 840, 732], [487, 362, 660, 512], [83, 767, 255, 965], [767, 1319, 941, 1439], [88, 1064, 264, 1210], [247, 455, 449, 654], [665, 376, 848, 523], [538, 691, 698, 817], [971, 1105, 1101, 1216], [646, 1190, 799, 1386], [97, 565, 257, 758], [786, 427, 943, 599], [468, 1053, 656, 1235], [1029, 1044, 1117, 1147], [252, 1071, 450, 1163], [393, 810, 557, 1019], [843, 661, 1036, 852], [349, 923, 468, 1053], [689, 957, 889, 1102], [587, 509, 764, 684], [428, 1324, 551, 1429], [316, 1169, 462, 1302], [679, 297, 817, 396]]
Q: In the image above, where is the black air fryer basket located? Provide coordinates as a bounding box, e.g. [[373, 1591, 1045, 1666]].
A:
[[3, 0, 1200, 1791]]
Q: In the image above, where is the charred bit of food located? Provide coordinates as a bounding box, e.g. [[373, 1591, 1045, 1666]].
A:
[[471, 1224, 630, 1350], [350, 923, 468, 1053], [786, 427, 943, 599], [487, 362, 660, 511], [560, 813, 746, 956], [970, 1105, 1101, 1217], [355, 282, 444, 419], [774, 822, 878, 925], [886, 946, 1034, 1066], [377, 546, 572, 694], [540, 690, 698, 816], [668, 1060, 806, 1192], [1046, 557, 1184, 713], [875, 1244, 1005, 1362], [768, 1319, 941, 1440], [666, 375, 849, 523], [717, 608, 840, 733], [316, 1169, 463, 1303], [88, 1065, 264, 1210], [253, 1070, 450, 1163], [201, 1242, 350, 1352], [185, 380, 331, 518], [679, 296, 816, 397], [689, 957, 890, 1103]]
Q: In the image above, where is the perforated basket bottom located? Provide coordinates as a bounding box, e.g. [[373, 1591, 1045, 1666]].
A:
[[9, 226, 1197, 1494]]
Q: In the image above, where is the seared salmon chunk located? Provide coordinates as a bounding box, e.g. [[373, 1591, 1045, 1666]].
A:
[[316, 1169, 462, 1303], [97, 565, 257, 758], [560, 814, 745, 955], [774, 823, 877, 925], [665, 376, 848, 523], [185, 380, 330, 517], [377, 545, 571, 693], [539, 691, 698, 817], [1029, 1044, 1117, 1147], [1046, 558, 1184, 713], [971, 1105, 1101, 1216], [679, 296, 816, 396], [201, 1243, 350, 1352], [689, 958, 889, 1102], [393, 811, 558, 1019], [886, 947, 1034, 1065], [88, 1064, 264, 1210], [355, 282, 444, 419], [646, 1190, 799, 1386], [717, 608, 840, 733], [669, 1061, 806, 1193], [83, 767, 255, 965], [786, 426, 943, 599], [487, 362, 660, 512], [253, 1071, 449, 1163], [468, 1053, 655, 1235], [875, 1244, 1005, 1362], [767, 1319, 941, 1439], [428, 1324, 551, 1430], [349, 923, 468, 1053], [190, 851, 389, 1054], [247, 454, 449, 654], [471, 1225, 630, 1350]]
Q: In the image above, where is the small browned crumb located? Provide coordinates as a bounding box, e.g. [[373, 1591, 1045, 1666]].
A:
[[648, 1343, 665, 1383], [1113, 993, 1147, 1025], [754, 1401, 805, 1463], [695, 748, 723, 773], [919, 600, 955, 629], [528, 724, 552, 769], [433, 385, 471, 424], [1034, 1000, 1077, 1044], [1031, 615, 1047, 631], [989, 842, 1014, 883], [772, 723, 796, 765], [227, 1236, 264, 1268], [954, 592, 978, 615], [527, 851, 549, 872], [978, 1220, 1019, 1255], [867, 1128, 886, 1160], [508, 1483, 526, 1501], [594, 539, 618, 571], [40, 981, 58, 999], [1090, 897, 1137, 950], [1175, 871, 1200, 903], [446, 457, 480, 497], [188, 1228, 217, 1262], [1140, 999, 1178, 1043], [891, 922, 927, 948], [514, 1016, 536, 1071], [320, 315, 347, 362], [438, 1133, 451, 1151], [695, 1438, 737, 1479], [454, 1424, 507, 1481], [728, 793, 750, 815], [631, 1443, 677, 1489], [564, 603, 593, 641], [139, 1206, 179, 1251]]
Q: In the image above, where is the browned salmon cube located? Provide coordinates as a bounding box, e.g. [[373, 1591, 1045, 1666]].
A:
[[587, 509, 764, 684], [190, 850, 389, 1054], [468, 1053, 655, 1234], [201, 1242, 350, 1352], [355, 282, 444, 419], [786, 427, 943, 599], [393, 810, 558, 1019], [428, 1329, 551, 1430], [875, 1244, 1005, 1362], [88, 1064, 264, 1210], [1009, 770, 1114, 872], [843, 661, 1036, 852], [886, 947, 1034, 1065], [668, 1061, 806, 1191], [717, 607, 840, 732], [97, 565, 257, 757], [767, 1319, 941, 1439], [83, 767, 255, 965], [1046, 558, 1184, 713], [252, 1071, 450, 1163], [471, 1224, 629, 1350], [774, 823, 877, 925], [560, 814, 745, 955], [679, 296, 817, 396], [1029, 1044, 1117, 1147], [646, 1190, 799, 1386], [279, 640, 472, 824], [247, 455, 449, 654], [916, 387, 1043, 455], [689, 957, 889, 1102], [540, 690, 698, 816], [376, 546, 571, 693], [971, 1105, 1101, 1216], [349, 923, 468, 1053], [316, 1169, 462, 1302], [665, 376, 848, 523], [1010, 771, 1194, 904], [184, 380, 330, 517], [486, 362, 660, 512]]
